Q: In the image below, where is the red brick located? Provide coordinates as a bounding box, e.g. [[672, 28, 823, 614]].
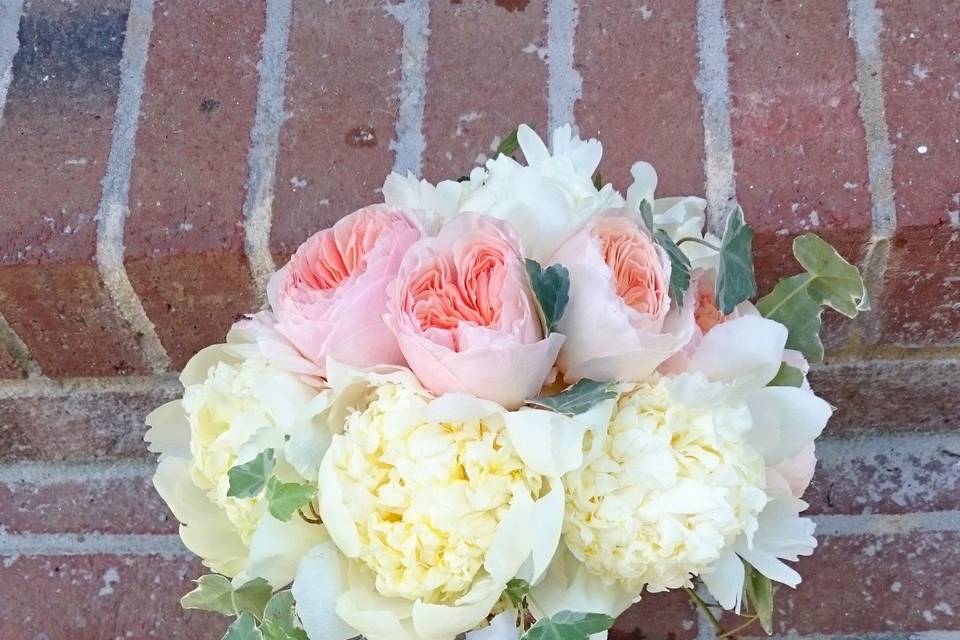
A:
[[0, 378, 180, 460], [876, 1, 960, 346], [0, 0, 151, 377], [422, 0, 548, 182], [721, 531, 960, 635], [0, 465, 174, 535], [0, 554, 228, 639], [576, 0, 705, 196], [125, 0, 263, 369], [611, 590, 698, 640], [727, 0, 871, 294], [270, 2, 402, 260], [804, 434, 960, 516]]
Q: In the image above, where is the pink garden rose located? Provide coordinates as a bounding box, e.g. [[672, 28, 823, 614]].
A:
[[386, 213, 564, 409], [268, 204, 421, 377], [551, 210, 694, 383]]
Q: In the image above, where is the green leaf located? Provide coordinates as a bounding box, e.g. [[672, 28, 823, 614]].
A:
[[592, 171, 602, 190], [791, 234, 868, 318], [227, 449, 276, 498], [638, 199, 654, 234], [223, 612, 264, 640], [181, 574, 236, 616], [529, 379, 616, 416], [261, 591, 309, 640], [232, 577, 273, 620], [497, 127, 521, 157], [505, 578, 530, 609], [768, 362, 804, 387], [715, 206, 757, 314], [525, 259, 570, 335], [744, 565, 775, 635], [522, 611, 615, 640], [757, 274, 824, 362], [265, 477, 317, 523], [654, 229, 692, 307]]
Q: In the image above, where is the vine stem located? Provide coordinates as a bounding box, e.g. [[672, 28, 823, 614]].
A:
[[719, 615, 760, 638], [677, 237, 722, 252], [684, 587, 725, 635]]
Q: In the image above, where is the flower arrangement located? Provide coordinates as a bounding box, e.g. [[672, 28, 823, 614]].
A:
[[146, 125, 868, 640]]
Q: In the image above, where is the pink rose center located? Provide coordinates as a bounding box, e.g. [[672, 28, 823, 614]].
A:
[[594, 219, 667, 316], [408, 245, 507, 339], [694, 282, 725, 333]]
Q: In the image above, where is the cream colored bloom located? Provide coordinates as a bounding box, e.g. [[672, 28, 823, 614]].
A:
[[146, 339, 328, 587], [293, 364, 567, 640]]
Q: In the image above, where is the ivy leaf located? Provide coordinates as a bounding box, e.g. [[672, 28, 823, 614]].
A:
[[715, 206, 757, 314], [757, 274, 825, 362], [654, 230, 692, 307], [522, 611, 615, 640], [528, 379, 616, 416], [223, 612, 264, 640], [744, 565, 775, 635], [525, 259, 570, 334], [227, 449, 276, 498], [181, 574, 236, 616], [768, 362, 805, 387], [232, 577, 273, 620], [265, 477, 317, 523], [505, 578, 530, 610], [792, 234, 869, 318], [592, 171, 603, 190], [638, 199, 654, 234], [261, 591, 309, 640], [496, 127, 521, 157]]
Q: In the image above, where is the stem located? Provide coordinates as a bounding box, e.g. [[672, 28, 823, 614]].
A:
[[297, 507, 322, 525], [720, 615, 759, 638], [684, 588, 724, 635], [677, 237, 721, 252]]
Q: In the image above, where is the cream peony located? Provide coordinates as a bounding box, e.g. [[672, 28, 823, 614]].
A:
[[293, 364, 566, 640], [145, 338, 328, 588]]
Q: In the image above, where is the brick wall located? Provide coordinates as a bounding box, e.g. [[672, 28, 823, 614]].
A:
[[0, 0, 957, 638]]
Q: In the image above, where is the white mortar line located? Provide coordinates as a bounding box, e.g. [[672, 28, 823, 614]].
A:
[[816, 430, 960, 458], [848, 0, 897, 345], [750, 632, 960, 640], [0, 460, 154, 485], [696, 0, 737, 236], [0, 373, 179, 400], [242, 0, 292, 302], [0, 0, 23, 128], [387, 0, 429, 176], [813, 510, 960, 537], [95, 0, 170, 374], [0, 532, 188, 557], [695, 582, 719, 640], [546, 0, 581, 135], [0, 311, 40, 377]]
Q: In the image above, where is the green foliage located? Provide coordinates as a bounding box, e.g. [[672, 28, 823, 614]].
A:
[[714, 206, 757, 314], [529, 379, 616, 416], [505, 578, 530, 610], [639, 199, 654, 233], [223, 612, 264, 640], [768, 362, 805, 387], [592, 171, 603, 190], [182, 575, 273, 621], [497, 127, 521, 157], [744, 565, 775, 635], [232, 578, 273, 621], [227, 449, 276, 498], [654, 229, 692, 307], [521, 611, 615, 640], [525, 259, 570, 335], [265, 477, 317, 523], [261, 592, 309, 640]]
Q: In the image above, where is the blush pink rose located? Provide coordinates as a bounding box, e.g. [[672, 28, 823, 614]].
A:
[[659, 271, 727, 375], [386, 213, 564, 409], [268, 204, 421, 377], [551, 210, 695, 383]]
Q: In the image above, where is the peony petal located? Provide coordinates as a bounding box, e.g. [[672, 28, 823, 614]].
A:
[[240, 514, 327, 589], [465, 609, 521, 640], [180, 343, 244, 387], [625, 161, 658, 209], [412, 577, 503, 640], [484, 492, 535, 583], [701, 548, 745, 612], [687, 316, 788, 388], [517, 124, 550, 166], [529, 478, 566, 584], [746, 386, 832, 465], [144, 400, 190, 459], [733, 491, 816, 589], [317, 439, 362, 558], [292, 543, 358, 640], [530, 545, 636, 620]]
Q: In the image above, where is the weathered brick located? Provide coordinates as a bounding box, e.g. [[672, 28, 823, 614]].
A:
[[576, 0, 705, 196], [0, 377, 180, 461], [0, 0, 151, 377], [422, 0, 548, 182], [0, 342, 24, 379], [0, 463, 174, 534], [727, 0, 871, 296], [270, 2, 401, 260], [0, 554, 228, 638], [877, 0, 960, 346], [721, 531, 960, 635], [805, 433, 960, 516], [611, 590, 698, 640], [125, 0, 263, 369]]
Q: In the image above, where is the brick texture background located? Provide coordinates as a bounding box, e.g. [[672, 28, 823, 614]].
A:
[[0, 0, 957, 639]]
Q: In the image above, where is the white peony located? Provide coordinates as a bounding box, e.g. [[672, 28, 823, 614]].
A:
[[145, 337, 329, 588], [532, 316, 832, 618], [293, 364, 567, 640]]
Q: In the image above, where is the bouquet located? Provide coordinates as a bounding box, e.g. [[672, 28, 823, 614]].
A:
[[146, 125, 867, 640]]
